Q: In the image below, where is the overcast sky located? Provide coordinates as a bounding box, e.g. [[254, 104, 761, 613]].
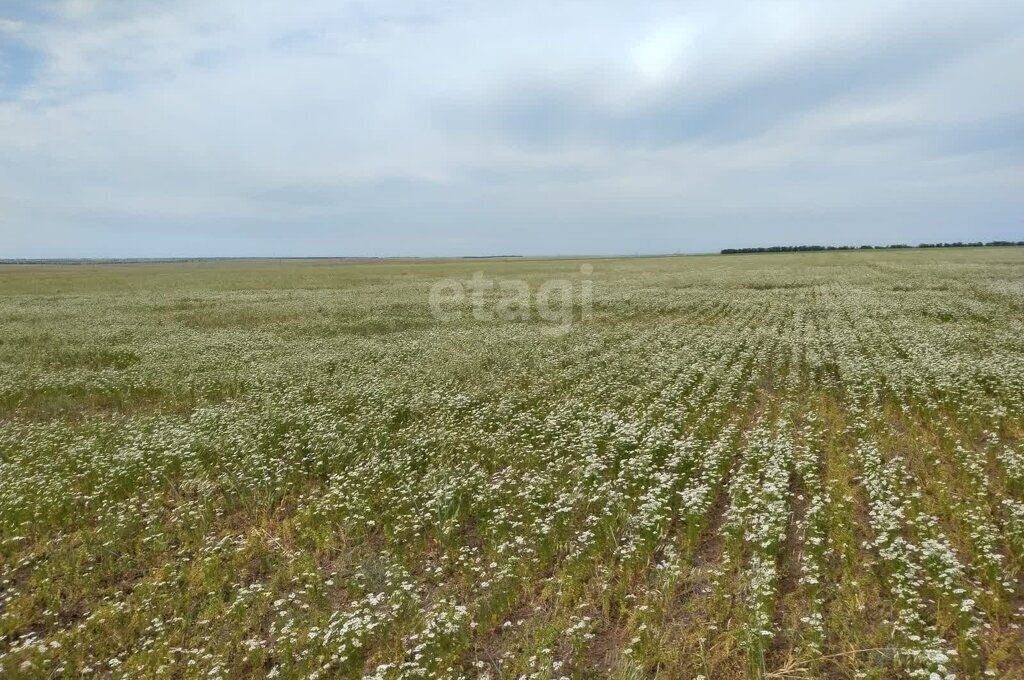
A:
[[1, 1, 1022, 257]]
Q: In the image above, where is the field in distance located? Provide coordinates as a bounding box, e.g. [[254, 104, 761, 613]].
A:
[[1, 248, 1023, 678]]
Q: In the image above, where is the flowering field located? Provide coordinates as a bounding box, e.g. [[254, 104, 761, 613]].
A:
[[1, 248, 1023, 679]]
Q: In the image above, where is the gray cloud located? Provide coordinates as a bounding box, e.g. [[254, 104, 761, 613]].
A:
[[447, 15, 1010, 149], [0, 0, 1021, 257]]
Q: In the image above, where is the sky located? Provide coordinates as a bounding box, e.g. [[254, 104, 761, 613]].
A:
[[0, 0, 1022, 258]]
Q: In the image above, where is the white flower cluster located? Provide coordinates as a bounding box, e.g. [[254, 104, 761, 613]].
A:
[[2, 252, 1023, 677]]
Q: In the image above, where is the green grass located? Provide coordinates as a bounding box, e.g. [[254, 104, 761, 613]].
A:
[[1, 248, 1023, 678]]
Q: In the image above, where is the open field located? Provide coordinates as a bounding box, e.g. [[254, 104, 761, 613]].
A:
[[1, 248, 1023, 678]]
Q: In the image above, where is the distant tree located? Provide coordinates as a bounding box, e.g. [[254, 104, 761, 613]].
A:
[[719, 240, 1023, 255]]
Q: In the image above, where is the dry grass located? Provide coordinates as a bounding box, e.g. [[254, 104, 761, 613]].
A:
[[1, 248, 1023, 678]]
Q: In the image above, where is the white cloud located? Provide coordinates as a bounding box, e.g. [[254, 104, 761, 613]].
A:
[[633, 21, 696, 82], [0, 0, 1022, 257]]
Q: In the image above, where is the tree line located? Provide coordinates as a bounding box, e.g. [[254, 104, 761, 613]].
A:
[[721, 240, 1024, 255]]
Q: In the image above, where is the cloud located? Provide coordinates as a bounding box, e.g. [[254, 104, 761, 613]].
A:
[[0, 0, 1022, 257]]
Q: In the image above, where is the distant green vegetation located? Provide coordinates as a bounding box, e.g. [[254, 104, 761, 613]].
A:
[[722, 240, 1024, 254], [1, 248, 1023, 678]]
